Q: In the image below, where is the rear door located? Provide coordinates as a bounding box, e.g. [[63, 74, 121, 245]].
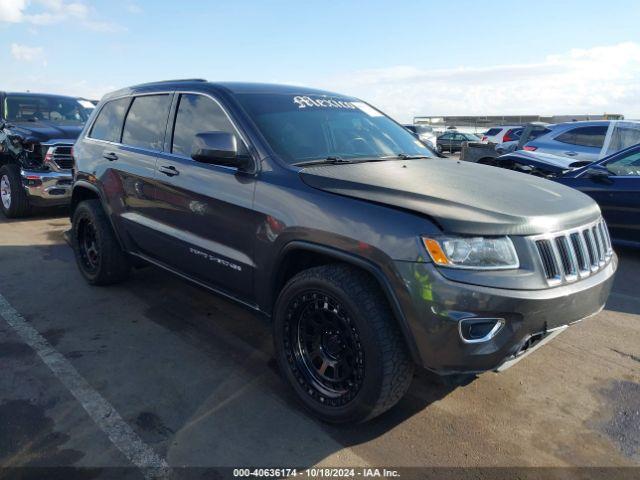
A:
[[84, 95, 170, 250], [102, 93, 173, 253], [453, 133, 466, 150], [149, 92, 257, 302]]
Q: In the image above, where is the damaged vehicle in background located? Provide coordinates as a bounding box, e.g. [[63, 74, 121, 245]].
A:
[[494, 143, 640, 247], [403, 124, 438, 150], [0, 92, 88, 218]]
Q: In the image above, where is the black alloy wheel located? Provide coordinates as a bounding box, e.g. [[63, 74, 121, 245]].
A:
[[284, 290, 364, 407]]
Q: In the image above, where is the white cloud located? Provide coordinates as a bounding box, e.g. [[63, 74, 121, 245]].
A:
[[10, 43, 44, 62], [0, 0, 28, 22], [316, 42, 640, 122], [0, 0, 122, 31]]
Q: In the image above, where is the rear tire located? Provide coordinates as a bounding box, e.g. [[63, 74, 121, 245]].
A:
[[72, 199, 130, 285], [0, 164, 31, 218], [273, 264, 414, 423]]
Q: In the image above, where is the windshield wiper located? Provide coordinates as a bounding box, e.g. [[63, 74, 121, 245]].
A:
[[293, 156, 353, 167]]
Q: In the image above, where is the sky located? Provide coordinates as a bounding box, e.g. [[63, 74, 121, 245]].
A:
[[1, 0, 640, 123]]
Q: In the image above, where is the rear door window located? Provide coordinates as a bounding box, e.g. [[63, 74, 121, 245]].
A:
[[89, 98, 130, 143], [484, 128, 501, 136], [171, 93, 247, 157], [122, 95, 172, 151], [555, 126, 607, 148]]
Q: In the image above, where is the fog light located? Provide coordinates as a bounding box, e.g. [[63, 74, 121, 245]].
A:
[[459, 318, 504, 344]]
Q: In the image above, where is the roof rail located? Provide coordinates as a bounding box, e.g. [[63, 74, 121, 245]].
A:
[[133, 78, 207, 87]]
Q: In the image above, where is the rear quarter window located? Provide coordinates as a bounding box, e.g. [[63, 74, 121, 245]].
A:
[[89, 98, 130, 143], [484, 128, 502, 136], [555, 126, 607, 148]]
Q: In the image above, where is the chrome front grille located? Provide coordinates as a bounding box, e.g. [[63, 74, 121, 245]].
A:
[[532, 218, 613, 286], [43, 144, 74, 171]]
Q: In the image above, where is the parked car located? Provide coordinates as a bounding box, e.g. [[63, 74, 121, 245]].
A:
[[0, 92, 88, 217], [480, 125, 522, 145], [70, 80, 616, 423], [495, 145, 640, 247], [521, 120, 640, 162], [495, 122, 552, 155], [403, 124, 437, 149], [436, 131, 481, 153]]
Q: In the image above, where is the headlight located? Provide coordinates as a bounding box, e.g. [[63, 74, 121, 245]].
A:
[[422, 236, 519, 269]]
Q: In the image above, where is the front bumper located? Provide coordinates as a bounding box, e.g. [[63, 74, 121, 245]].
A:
[[21, 168, 73, 207], [393, 254, 617, 374]]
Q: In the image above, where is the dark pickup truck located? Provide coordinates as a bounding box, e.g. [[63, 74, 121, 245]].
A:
[[0, 92, 88, 218], [69, 80, 617, 423]]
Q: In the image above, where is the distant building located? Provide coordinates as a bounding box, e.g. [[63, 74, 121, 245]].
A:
[[413, 114, 625, 134]]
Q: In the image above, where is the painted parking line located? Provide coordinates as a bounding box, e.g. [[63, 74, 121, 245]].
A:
[[0, 293, 170, 479]]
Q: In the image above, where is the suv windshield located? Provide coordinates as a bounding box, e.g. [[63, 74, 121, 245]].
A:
[[4, 94, 88, 123], [237, 94, 432, 165]]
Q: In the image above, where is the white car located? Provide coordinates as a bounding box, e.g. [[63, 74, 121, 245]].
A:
[[404, 124, 438, 149], [481, 125, 522, 145]]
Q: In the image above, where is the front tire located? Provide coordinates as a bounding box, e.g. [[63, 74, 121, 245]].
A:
[[0, 164, 30, 218], [274, 264, 414, 423], [72, 199, 130, 285]]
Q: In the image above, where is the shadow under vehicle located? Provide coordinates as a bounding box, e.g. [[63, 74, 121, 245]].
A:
[[0, 92, 89, 218]]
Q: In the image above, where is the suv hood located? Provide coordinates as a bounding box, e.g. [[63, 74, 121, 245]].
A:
[[300, 159, 601, 236], [7, 121, 83, 143]]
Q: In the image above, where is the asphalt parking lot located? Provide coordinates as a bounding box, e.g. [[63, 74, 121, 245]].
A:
[[0, 211, 639, 477]]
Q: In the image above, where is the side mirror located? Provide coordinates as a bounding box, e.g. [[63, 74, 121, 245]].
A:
[[585, 167, 612, 183], [191, 132, 250, 170]]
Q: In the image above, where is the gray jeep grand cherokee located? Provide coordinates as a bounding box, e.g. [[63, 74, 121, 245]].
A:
[[70, 80, 617, 423]]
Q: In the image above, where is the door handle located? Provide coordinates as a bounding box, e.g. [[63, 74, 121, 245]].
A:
[[103, 152, 118, 161], [159, 165, 179, 177], [565, 151, 578, 156]]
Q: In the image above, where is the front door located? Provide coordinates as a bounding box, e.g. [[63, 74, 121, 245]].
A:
[[562, 149, 640, 245], [150, 93, 257, 302]]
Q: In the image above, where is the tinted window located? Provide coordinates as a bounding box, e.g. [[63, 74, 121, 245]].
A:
[[528, 127, 551, 140], [122, 95, 171, 150], [439, 133, 453, 140], [89, 98, 130, 142], [172, 94, 246, 157], [605, 150, 640, 176], [484, 128, 502, 136], [555, 126, 607, 148], [5, 94, 88, 123]]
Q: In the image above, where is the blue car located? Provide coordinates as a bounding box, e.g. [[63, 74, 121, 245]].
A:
[[495, 144, 640, 248]]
